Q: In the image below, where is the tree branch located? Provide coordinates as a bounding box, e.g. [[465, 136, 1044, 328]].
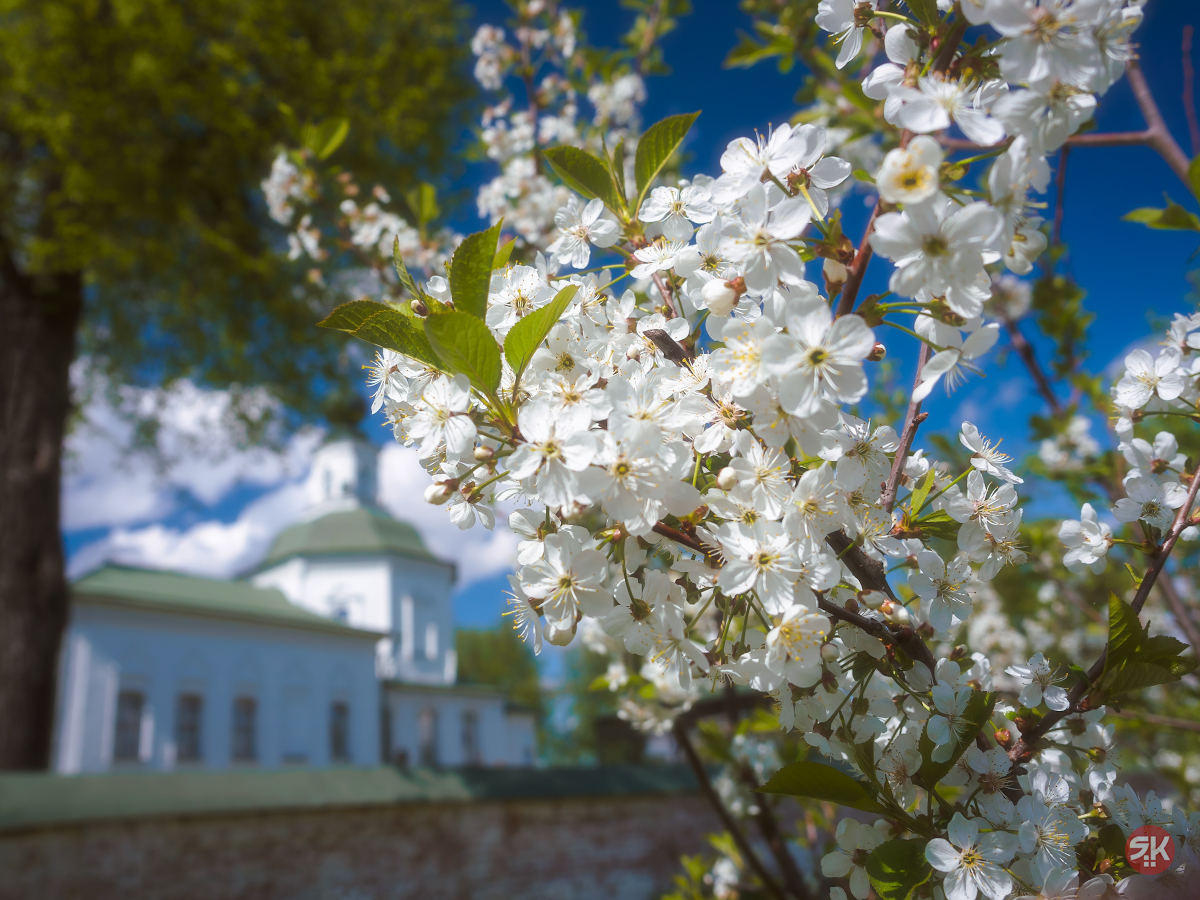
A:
[[1007, 471, 1200, 762], [673, 720, 791, 900], [1003, 318, 1062, 415], [1125, 59, 1192, 188], [1156, 574, 1200, 652], [835, 198, 882, 318], [880, 342, 932, 512], [1051, 145, 1070, 246], [1108, 707, 1200, 733], [1182, 25, 1200, 156]]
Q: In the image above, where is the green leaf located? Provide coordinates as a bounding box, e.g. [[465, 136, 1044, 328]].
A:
[[758, 760, 885, 813], [493, 236, 516, 270], [611, 139, 628, 204], [1122, 199, 1200, 232], [909, 469, 936, 516], [919, 691, 995, 786], [635, 112, 700, 206], [1189, 155, 1200, 201], [423, 311, 502, 395], [393, 237, 421, 298], [349, 309, 442, 370], [305, 117, 350, 160], [318, 299, 394, 333], [1103, 660, 1193, 696], [852, 168, 877, 185], [904, 0, 941, 26], [912, 509, 957, 541], [503, 284, 579, 389], [449, 221, 503, 319], [866, 840, 934, 900], [405, 182, 440, 228], [1105, 592, 1143, 668], [543, 146, 624, 213]]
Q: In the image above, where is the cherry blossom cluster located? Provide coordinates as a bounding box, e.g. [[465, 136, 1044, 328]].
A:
[[282, 0, 1200, 898]]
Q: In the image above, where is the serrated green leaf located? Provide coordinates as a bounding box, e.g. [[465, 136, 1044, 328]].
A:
[[423, 311, 502, 395], [393, 237, 421, 298], [1103, 661, 1187, 696], [635, 112, 700, 206], [1122, 200, 1200, 232], [449, 221, 503, 319], [866, 840, 933, 900], [909, 469, 936, 516], [758, 760, 885, 813], [1098, 823, 1127, 860], [1106, 593, 1144, 669], [305, 117, 350, 160], [919, 691, 995, 786], [318, 300, 395, 333], [492, 237, 516, 270], [350, 310, 442, 370], [544, 146, 624, 212], [503, 284, 578, 390], [1189, 155, 1200, 201], [1142, 633, 1191, 664]]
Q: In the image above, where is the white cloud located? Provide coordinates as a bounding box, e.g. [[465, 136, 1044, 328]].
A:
[[67, 421, 519, 590]]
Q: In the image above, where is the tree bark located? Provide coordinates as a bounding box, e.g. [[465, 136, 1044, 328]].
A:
[[0, 260, 81, 769]]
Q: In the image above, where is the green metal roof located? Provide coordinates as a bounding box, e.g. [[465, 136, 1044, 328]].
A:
[[0, 766, 700, 832], [73, 565, 381, 638], [255, 506, 449, 571]]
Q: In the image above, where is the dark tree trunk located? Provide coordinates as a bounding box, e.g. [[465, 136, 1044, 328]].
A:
[[0, 261, 81, 769]]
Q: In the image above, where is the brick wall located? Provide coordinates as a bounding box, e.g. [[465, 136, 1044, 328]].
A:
[[0, 792, 720, 900]]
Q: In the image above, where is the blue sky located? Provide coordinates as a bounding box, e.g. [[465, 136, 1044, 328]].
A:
[[66, 0, 1200, 635]]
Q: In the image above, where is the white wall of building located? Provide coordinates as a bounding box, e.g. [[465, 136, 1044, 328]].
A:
[[383, 686, 536, 769], [54, 602, 380, 774]]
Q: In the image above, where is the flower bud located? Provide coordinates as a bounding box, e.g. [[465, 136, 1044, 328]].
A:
[[716, 466, 738, 491], [860, 590, 887, 610], [626, 343, 642, 361], [820, 642, 840, 662], [701, 278, 738, 316], [823, 257, 848, 285], [411, 298, 429, 317], [994, 728, 1012, 748], [867, 342, 887, 362], [473, 445, 495, 462], [885, 603, 910, 625], [423, 482, 454, 505]]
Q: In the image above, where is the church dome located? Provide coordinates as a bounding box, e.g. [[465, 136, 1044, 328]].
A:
[[255, 506, 447, 571]]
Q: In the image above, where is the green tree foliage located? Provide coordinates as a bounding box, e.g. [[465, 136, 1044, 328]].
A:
[[0, 0, 474, 768], [455, 625, 544, 719]]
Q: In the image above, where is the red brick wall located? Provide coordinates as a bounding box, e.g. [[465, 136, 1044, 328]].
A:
[[0, 793, 720, 900]]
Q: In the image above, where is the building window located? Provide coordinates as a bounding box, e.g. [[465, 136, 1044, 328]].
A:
[[424, 621, 438, 660], [175, 693, 204, 763], [330, 701, 351, 762], [461, 709, 481, 766], [113, 690, 144, 762], [418, 706, 438, 766], [232, 696, 257, 762]]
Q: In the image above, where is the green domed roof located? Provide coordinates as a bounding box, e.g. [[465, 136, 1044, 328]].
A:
[[257, 506, 447, 571]]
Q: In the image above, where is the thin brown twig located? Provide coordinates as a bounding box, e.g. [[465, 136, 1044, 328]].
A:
[[1008, 471, 1200, 762], [1156, 574, 1200, 652], [1108, 708, 1200, 733], [673, 721, 791, 900], [835, 198, 882, 318], [1183, 25, 1200, 156], [651, 271, 680, 318], [1125, 59, 1193, 188], [1003, 318, 1062, 414], [1051, 145, 1070, 246], [880, 343, 932, 512]]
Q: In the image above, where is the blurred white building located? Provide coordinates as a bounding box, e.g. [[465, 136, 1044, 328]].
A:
[[53, 440, 536, 774]]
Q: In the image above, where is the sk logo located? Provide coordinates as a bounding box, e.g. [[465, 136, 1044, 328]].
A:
[[1125, 824, 1176, 875]]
